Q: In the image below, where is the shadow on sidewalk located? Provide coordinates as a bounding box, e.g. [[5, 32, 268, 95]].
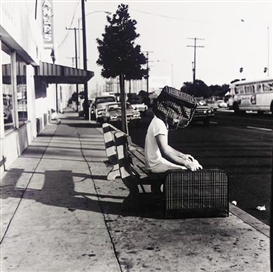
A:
[[67, 123, 102, 128], [1, 168, 164, 219]]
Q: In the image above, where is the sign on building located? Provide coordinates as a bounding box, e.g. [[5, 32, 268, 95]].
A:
[[42, 0, 54, 49]]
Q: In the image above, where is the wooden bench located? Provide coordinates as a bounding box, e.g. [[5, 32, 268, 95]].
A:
[[114, 131, 229, 218], [102, 122, 155, 184], [114, 131, 163, 211], [102, 123, 120, 180]]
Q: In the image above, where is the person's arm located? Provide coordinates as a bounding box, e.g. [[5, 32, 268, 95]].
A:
[[155, 134, 202, 171], [168, 145, 194, 162]]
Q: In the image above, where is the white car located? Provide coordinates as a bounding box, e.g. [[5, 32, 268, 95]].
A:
[[91, 96, 116, 121], [217, 100, 228, 108], [100, 102, 141, 125], [131, 103, 148, 116]]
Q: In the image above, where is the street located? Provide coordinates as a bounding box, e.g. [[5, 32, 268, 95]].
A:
[[129, 109, 273, 225]]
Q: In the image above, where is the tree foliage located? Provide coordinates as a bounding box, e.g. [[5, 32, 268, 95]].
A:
[[181, 80, 229, 98], [96, 3, 147, 133], [96, 3, 147, 81], [210, 84, 230, 97], [181, 80, 211, 97]]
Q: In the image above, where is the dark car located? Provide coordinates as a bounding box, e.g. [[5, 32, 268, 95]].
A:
[[191, 100, 214, 126]]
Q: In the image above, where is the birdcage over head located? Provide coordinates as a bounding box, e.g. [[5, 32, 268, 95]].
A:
[[154, 86, 197, 129]]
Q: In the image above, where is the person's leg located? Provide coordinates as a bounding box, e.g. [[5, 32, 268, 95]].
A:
[[151, 159, 186, 174], [150, 160, 186, 196]]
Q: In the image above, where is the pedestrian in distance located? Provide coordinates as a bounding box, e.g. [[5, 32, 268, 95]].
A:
[[144, 86, 203, 174]]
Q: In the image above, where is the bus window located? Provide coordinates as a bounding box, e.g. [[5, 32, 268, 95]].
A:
[[245, 86, 251, 93], [257, 84, 262, 92], [263, 83, 272, 92], [238, 86, 244, 94], [263, 84, 268, 92], [245, 86, 249, 93]]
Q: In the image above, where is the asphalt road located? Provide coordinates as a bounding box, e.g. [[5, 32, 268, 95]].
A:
[[128, 109, 273, 226]]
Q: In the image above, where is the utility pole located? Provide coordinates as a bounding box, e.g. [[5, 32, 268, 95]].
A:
[[67, 57, 75, 66], [143, 51, 153, 94], [66, 27, 80, 112], [187, 38, 204, 96], [81, 0, 89, 120]]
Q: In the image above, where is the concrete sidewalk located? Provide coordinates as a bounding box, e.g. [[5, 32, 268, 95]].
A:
[[0, 109, 270, 272]]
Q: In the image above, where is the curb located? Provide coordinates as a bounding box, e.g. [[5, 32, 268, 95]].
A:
[[229, 203, 270, 237]]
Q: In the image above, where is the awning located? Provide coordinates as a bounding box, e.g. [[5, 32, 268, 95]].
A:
[[35, 62, 94, 84]]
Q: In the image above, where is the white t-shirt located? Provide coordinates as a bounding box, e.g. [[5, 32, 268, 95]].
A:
[[144, 116, 168, 170]]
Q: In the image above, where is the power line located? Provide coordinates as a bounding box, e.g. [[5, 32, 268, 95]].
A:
[[56, 1, 80, 51], [131, 8, 237, 26]]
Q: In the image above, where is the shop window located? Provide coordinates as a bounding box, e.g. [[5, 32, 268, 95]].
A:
[[17, 61, 27, 124], [2, 44, 14, 132]]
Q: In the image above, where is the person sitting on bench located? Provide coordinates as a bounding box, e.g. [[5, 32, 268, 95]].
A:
[[144, 86, 203, 174]]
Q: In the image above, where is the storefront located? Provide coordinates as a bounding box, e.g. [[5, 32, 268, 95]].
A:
[[0, 2, 93, 175]]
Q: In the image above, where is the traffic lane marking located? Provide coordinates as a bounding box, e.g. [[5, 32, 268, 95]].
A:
[[247, 126, 273, 132]]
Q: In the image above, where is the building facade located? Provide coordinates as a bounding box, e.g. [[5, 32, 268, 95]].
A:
[[0, 0, 93, 175]]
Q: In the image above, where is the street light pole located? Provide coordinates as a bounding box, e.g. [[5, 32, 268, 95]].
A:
[[77, 9, 111, 119], [267, 26, 270, 77], [146, 52, 149, 94], [81, 0, 89, 119], [74, 27, 79, 113], [66, 27, 79, 112], [143, 51, 153, 94]]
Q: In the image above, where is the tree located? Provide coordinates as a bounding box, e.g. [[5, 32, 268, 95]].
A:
[[209, 84, 230, 97], [181, 80, 211, 98], [210, 84, 222, 97], [181, 80, 230, 98], [97, 3, 147, 133]]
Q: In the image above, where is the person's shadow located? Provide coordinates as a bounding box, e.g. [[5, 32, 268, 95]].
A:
[[1, 168, 164, 219]]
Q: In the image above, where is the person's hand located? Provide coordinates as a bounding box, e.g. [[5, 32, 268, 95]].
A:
[[185, 159, 203, 171], [181, 153, 194, 162]]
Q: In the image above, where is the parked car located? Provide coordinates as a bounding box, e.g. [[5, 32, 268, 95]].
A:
[[99, 102, 141, 125], [206, 99, 219, 111], [130, 103, 148, 116], [191, 101, 214, 126], [216, 100, 228, 108], [90, 95, 116, 121]]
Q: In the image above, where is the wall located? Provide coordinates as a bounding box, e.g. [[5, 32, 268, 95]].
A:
[[2, 121, 33, 171], [0, 1, 48, 175]]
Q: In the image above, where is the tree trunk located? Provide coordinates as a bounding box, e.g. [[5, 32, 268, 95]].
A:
[[119, 73, 128, 134]]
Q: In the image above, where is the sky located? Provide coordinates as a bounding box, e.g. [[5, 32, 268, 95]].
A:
[[52, 0, 272, 95]]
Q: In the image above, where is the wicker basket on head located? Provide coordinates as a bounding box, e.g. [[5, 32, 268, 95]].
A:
[[154, 86, 197, 129]]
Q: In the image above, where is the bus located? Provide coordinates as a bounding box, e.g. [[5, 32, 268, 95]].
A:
[[228, 78, 273, 114]]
